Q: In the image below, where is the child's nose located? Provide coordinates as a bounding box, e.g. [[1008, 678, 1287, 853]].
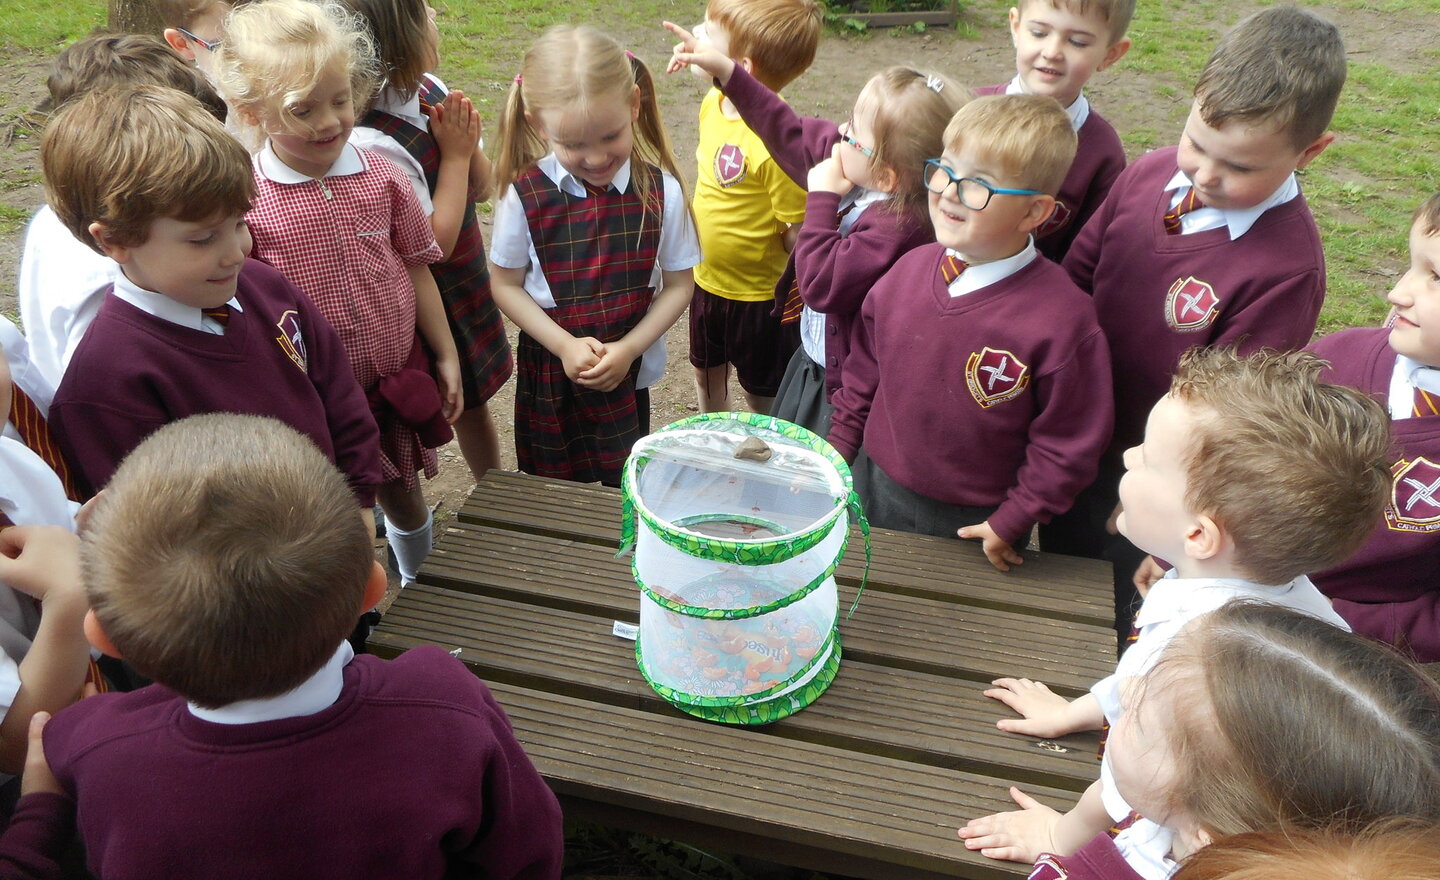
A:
[[1387, 274, 1416, 306]]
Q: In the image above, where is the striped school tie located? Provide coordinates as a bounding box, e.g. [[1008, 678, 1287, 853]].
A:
[[9, 384, 81, 501], [1416, 387, 1440, 418], [1163, 188, 1205, 235], [202, 305, 231, 328], [940, 253, 968, 285]]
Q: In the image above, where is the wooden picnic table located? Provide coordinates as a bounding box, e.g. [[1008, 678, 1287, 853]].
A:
[[369, 470, 1119, 879]]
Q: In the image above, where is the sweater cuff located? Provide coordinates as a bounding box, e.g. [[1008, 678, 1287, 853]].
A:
[[986, 504, 1033, 548], [803, 191, 844, 225]]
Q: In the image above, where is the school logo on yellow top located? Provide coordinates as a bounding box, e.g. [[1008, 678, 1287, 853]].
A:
[[275, 310, 308, 372], [713, 143, 747, 188], [1164, 276, 1219, 331], [1386, 456, 1440, 533], [966, 347, 1029, 408]]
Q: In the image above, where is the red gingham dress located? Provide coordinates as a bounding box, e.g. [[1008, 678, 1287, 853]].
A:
[[247, 145, 444, 489]]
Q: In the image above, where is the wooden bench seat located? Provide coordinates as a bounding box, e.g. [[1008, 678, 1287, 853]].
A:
[[370, 583, 1105, 792], [459, 471, 1115, 627], [491, 678, 1077, 880]]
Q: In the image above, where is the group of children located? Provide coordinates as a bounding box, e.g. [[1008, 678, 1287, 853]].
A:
[[0, 0, 1436, 875]]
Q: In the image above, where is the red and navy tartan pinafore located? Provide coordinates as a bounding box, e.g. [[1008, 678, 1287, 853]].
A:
[[512, 164, 662, 484], [360, 76, 513, 410]]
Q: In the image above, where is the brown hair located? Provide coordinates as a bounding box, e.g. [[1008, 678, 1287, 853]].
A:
[[339, 0, 430, 101], [1174, 820, 1440, 880], [82, 414, 375, 708], [861, 68, 970, 218], [1193, 6, 1346, 151], [1413, 192, 1440, 237], [41, 85, 253, 253], [941, 93, 1076, 195], [1169, 347, 1391, 585], [1017, 0, 1137, 44], [151, 0, 228, 29], [1152, 602, 1440, 841], [45, 31, 225, 119], [494, 25, 689, 230], [212, 0, 381, 150], [705, 0, 822, 92]]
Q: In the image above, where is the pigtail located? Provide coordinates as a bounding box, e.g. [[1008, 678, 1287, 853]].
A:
[[493, 75, 547, 198], [628, 52, 693, 234]]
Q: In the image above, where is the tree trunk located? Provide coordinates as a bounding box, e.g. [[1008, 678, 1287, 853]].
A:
[[108, 0, 164, 34]]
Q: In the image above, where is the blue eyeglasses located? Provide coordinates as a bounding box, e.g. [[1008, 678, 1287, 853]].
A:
[[176, 26, 222, 52], [924, 158, 1043, 210], [840, 119, 874, 158]]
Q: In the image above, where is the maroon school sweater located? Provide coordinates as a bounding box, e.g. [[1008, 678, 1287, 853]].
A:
[[829, 244, 1113, 544], [1064, 146, 1325, 463], [1310, 328, 1440, 662], [1028, 837, 1148, 880], [49, 258, 381, 504], [974, 84, 1126, 263], [724, 66, 932, 397], [40, 647, 563, 880]]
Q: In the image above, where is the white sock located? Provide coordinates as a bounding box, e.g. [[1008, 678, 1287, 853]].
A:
[[386, 512, 433, 583]]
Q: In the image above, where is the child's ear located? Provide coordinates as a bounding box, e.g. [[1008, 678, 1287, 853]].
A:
[[1294, 131, 1335, 170], [87, 223, 130, 263], [872, 163, 899, 195], [1182, 514, 1224, 562], [523, 111, 548, 141], [163, 28, 197, 62], [1097, 37, 1132, 72], [83, 610, 123, 660], [360, 561, 388, 614], [1007, 7, 1022, 41], [630, 84, 641, 122], [1017, 195, 1057, 234]]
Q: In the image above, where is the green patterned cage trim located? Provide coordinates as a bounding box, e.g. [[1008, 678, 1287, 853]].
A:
[[619, 412, 854, 566], [636, 633, 842, 726]]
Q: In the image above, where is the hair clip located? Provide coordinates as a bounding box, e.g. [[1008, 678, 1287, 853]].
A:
[[625, 49, 637, 61], [925, 75, 944, 93], [514, 73, 523, 84]]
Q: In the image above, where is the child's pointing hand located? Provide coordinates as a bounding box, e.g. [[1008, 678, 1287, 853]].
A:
[[662, 21, 735, 85]]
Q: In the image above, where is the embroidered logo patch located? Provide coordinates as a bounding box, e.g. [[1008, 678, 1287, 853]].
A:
[[1036, 199, 1072, 239], [713, 143, 747, 187], [1386, 456, 1440, 533], [275, 310, 308, 372], [1164, 276, 1220, 331], [965, 347, 1030, 408], [1028, 855, 1069, 880]]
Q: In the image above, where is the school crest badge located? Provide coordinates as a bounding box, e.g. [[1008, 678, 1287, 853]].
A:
[[1385, 456, 1440, 533], [274, 310, 308, 372], [1036, 199, 1072, 239], [713, 143, 747, 187], [965, 347, 1030, 408], [1027, 855, 1069, 880], [1164, 276, 1220, 332]]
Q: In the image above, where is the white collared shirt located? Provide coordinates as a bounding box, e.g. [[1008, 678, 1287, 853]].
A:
[[1004, 76, 1089, 131], [187, 641, 354, 724], [350, 81, 439, 215], [945, 238, 1038, 297], [257, 139, 366, 184], [799, 187, 891, 363], [1113, 818, 1178, 880], [17, 206, 117, 389], [110, 271, 243, 335], [1163, 170, 1299, 240], [1389, 354, 1440, 420], [490, 153, 702, 388]]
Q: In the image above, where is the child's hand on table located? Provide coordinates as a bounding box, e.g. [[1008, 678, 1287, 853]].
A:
[[957, 520, 1023, 571], [983, 678, 1074, 737], [958, 787, 1062, 863], [662, 21, 735, 85], [807, 145, 854, 197], [577, 339, 638, 393]]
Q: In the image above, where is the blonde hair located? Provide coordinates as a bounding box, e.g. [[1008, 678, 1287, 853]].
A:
[[1149, 602, 1440, 841], [41, 85, 252, 253], [45, 31, 225, 119], [494, 25, 688, 228], [1016, 0, 1137, 44], [705, 0, 822, 92], [941, 93, 1076, 195], [212, 0, 381, 150], [1169, 347, 1392, 585], [1193, 6, 1346, 151], [861, 68, 970, 218], [1174, 821, 1440, 880], [83, 414, 375, 708], [1414, 192, 1440, 237]]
